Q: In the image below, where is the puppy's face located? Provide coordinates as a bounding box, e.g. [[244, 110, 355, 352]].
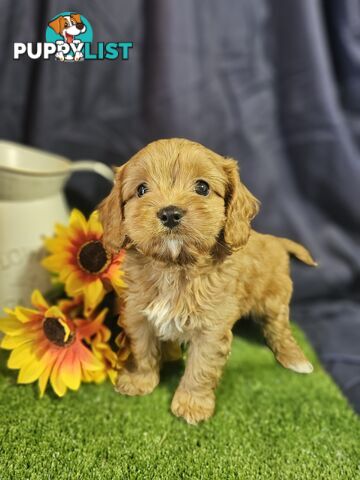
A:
[[99, 139, 259, 264], [48, 14, 86, 40]]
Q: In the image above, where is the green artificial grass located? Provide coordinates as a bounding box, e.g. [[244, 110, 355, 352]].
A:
[[0, 325, 359, 480]]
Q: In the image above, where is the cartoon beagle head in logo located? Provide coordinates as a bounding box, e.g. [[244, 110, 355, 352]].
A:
[[48, 14, 86, 43]]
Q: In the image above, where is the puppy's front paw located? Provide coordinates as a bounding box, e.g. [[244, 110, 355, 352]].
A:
[[115, 369, 159, 396], [171, 388, 215, 425], [276, 350, 314, 374], [74, 51, 83, 62], [55, 52, 65, 62]]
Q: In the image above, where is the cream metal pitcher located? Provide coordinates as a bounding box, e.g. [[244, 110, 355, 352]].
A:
[[0, 141, 114, 310]]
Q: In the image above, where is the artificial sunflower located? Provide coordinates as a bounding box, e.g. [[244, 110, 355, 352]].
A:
[[0, 290, 111, 397], [83, 332, 118, 385], [42, 209, 126, 316], [115, 331, 132, 368]]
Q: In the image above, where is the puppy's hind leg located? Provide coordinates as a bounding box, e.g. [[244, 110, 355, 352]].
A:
[[259, 289, 313, 374]]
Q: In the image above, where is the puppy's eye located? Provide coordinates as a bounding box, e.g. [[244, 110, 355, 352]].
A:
[[195, 180, 210, 196], [137, 183, 149, 197]]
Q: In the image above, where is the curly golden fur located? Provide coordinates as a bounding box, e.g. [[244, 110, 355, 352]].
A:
[[99, 138, 316, 425]]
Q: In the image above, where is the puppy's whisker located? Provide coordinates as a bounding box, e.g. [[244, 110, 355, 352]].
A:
[[181, 223, 207, 243]]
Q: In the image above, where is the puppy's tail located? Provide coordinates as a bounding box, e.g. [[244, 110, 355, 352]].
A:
[[280, 238, 317, 266]]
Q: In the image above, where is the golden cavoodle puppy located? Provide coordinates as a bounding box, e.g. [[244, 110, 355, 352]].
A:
[[99, 138, 316, 425]]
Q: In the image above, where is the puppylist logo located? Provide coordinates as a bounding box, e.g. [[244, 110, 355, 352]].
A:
[[14, 12, 133, 62]]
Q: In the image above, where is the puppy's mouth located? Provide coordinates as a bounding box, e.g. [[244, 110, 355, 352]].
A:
[[64, 32, 74, 43], [161, 227, 182, 236], [132, 233, 196, 265]]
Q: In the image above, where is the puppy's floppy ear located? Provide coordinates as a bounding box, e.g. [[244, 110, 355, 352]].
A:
[[70, 13, 82, 24], [48, 16, 65, 34], [223, 158, 260, 251], [98, 166, 126, 254]]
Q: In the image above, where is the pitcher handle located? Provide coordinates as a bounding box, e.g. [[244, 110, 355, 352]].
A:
[[69, 160, 115, 183]]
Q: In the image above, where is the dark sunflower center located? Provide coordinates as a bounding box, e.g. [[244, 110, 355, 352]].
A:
[[77, 240, 110, 274], [43, 317, 74, 347]]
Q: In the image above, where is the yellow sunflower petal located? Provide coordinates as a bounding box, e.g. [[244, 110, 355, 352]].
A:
[[66, 272, 84, 296], [87, 210, 103, 237], [82, 368, 93, 383], [45, 306, 66, 321], [110, 276, 126, 296], [91, 322, 111, 343], [111, 274, 126, 287], [14, 306, 39, 323], [69, 209, 88, 234], [43, 236, 70, 253], [41, 253, 72, 272], [60, 354, 81, 391], [31, 290, 49, 310], [101, 327, 111, 343], [77, 309, 108, 339], [50, 351, 68, 397], [0, 317, 27, 336], [7, 342, 35, 369], [108, 369, 118, 385], [83, 279, 106, 316], [90, 370, 107, 384], [79, 345, 103, 372], [58, 318, 71, 342], [39, 363, 52, 398], [18, 358, 47, 384], [90, 308, 108, 330], [51, 373, 67, 397], [54, 223, 68, 236], [58, 264, 76, 283], [1, 334, 31, 350]]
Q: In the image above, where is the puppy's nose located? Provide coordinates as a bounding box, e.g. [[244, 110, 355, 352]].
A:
[[157, 206, 184, 229], [76, 22, 84, 29]]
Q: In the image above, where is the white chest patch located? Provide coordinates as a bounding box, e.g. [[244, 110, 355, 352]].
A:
[[143, 299, 183, 341], [142, 269, 193, 341]]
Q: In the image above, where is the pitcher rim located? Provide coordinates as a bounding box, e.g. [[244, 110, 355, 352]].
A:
[[0, 140, 70, 177]]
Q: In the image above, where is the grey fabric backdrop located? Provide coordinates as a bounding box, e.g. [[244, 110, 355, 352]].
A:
[[0, 0, 359, 411]]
